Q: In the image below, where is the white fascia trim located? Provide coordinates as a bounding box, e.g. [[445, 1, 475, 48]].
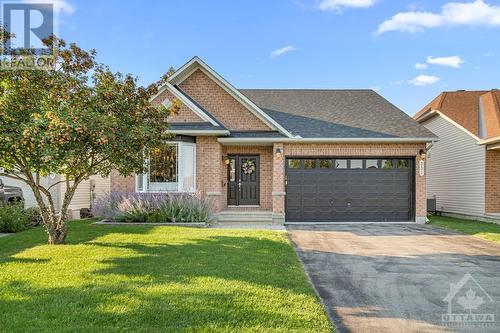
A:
[[217, 137, 437, 144], [167, 56, 199, 83], [168, 57, 294, 138], [419, 109, 480, 141], [486, 142, 500, 150], [150, 82, 219, 127], [479, 136, 500, 145], [166, 129, 230, 136], [415, 109, 438, 123]]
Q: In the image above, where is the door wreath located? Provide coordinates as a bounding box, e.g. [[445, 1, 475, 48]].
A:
[[242, 160, 256, 175]]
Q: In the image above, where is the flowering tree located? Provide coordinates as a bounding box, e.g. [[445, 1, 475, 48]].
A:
[[0, 32, 178, 244]]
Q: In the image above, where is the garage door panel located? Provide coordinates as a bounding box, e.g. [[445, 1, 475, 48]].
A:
[[317, 197, 333, 206], [286, 157, 413, 222], [302, 198, 317, 206]]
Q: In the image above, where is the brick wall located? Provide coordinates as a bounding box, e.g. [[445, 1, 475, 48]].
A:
[[271, 143, 427, 221], [110, 170, 135, 193], [485, 150, 500, 213], [221, 146, 273, 210], [179, 69, 272, 131], [151, 88, 204, 123], [108, 141, 428, 221], [196, 137, 223, 211], [272, 143, 286, 216]]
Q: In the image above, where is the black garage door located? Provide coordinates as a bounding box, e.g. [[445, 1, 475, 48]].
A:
[[286, 158, 414, 222]]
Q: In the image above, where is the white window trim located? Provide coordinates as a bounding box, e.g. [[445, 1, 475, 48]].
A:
[[136, 141, 196, 193]]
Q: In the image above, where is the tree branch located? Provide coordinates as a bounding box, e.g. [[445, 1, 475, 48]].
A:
[[0, 172, 28, 182]]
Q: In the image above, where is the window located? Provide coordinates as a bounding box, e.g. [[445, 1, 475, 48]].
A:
[[304, 159, 316, 169], [335, 159, 347, 169], [381, 159, 394, 169], [229, 158, 236, 182], [162, 98, 172, 109], [136, 141, 196, 192], [350, 159, 363, 169], [288, 159, 301, 169], [365, 159, 378, 169], [149, 145, 177, 183], [397, 160, 409, 169], [320, 159, 333, 169]]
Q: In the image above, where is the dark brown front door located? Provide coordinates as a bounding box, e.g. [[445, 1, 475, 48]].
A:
[[227, 155, 260, 206]]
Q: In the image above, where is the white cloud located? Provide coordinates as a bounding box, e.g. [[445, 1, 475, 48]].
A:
[[426, 55, 463, 68], [408, 75, 440, 86], [415, 63, 428, 69], [270, 45, 298, 59], [318, 0, 376, 11], [485, 51, 495, 57], [369, 85, 381, 92], [376, 0, 500, 34], [21, 0, 75, 14]]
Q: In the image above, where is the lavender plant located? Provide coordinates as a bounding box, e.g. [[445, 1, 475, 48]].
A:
[[93, 192, 213, 223]]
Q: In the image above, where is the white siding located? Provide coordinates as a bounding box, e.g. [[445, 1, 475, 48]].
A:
[[1, 174, 110, 213], [0, 175, 58, 209], [423, 115, 485, 216], [60, 175, 110, 211]]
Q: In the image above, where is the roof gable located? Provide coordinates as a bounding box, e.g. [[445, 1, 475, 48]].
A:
[[167, 57, 293, 137], [176, 69, 274, 131], [415, 90, 500, 140], [150, 82, 220, 126], [150, 87, 204, 123]]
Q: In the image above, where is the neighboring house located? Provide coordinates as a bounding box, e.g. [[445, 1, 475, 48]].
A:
[[110, 57, 435, 224], [414, 90, 500, 221], [0, 174, 109, 218]]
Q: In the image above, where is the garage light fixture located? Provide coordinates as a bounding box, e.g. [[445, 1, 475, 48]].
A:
[[222, 155, 230, 165], [275, 148, 283, 159], [419, 149, 426, 160]]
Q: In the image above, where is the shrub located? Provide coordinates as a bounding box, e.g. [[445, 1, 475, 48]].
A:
[[25, 207, 43, 226], [93, 192, 214, 223], [0, 203, 30, 233]]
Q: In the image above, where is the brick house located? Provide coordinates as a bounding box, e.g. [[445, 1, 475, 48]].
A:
[[112, 57, 436, 224], [414, 90, 500, 221]]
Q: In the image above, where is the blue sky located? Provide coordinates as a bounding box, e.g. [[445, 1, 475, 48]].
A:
[[51, 0, 500, 115]]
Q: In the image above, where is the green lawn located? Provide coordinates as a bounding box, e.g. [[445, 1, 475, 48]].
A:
[[0, 221, 332, 333], [430, 215, 500, 244]]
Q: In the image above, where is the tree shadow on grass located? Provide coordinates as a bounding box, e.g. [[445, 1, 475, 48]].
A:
[[0, 220, 159, 258], [89, 235, 312, 294], [0, 226, 333, 332], [0, 278, 327, 332]]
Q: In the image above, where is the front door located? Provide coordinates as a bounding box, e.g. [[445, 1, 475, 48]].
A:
[[227, 155, 260, 206]]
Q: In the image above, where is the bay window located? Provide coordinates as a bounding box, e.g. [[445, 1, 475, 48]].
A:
[[136, 140, 196, 192]]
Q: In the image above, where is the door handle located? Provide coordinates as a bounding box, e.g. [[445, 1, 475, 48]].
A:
[[238, 179, 242, 191]]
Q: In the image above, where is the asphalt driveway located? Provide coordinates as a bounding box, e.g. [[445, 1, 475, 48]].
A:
[[287, 224, 500, 333]]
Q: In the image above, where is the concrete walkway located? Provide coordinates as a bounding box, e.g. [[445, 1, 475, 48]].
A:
[[288, 223, 500, 333], [211, 222, 285, 231], [0, 233, 11, 238]]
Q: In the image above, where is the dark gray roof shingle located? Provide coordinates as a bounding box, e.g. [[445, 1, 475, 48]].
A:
[[240, 89, 436, 139], [228, 131, 287, 138], [168, 122, 225, 131]]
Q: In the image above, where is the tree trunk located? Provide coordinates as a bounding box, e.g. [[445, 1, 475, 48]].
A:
[[27, 176, 79, 245], [46, 178, 81, 245], [47, 222, 68, 244]]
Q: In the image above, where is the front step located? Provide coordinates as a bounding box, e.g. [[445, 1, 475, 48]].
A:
[[216, 210, 273, 224]]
